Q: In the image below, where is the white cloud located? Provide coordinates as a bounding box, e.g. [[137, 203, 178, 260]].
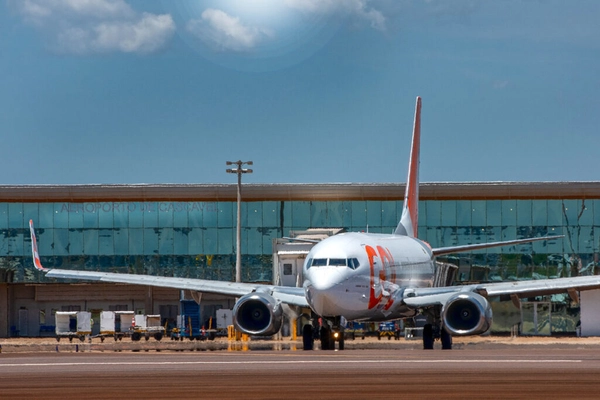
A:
[[8, 0, 175, 54], [10, 0, 135, 23], [186, 9, 272, 52], [284, 0, 386, 31]]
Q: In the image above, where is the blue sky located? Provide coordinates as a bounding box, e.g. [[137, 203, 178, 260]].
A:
[[1, 0, 599, 185]]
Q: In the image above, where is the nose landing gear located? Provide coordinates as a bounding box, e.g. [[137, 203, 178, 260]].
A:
[[302, 316, 346, 350]]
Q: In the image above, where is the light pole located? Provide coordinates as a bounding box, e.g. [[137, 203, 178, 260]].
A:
[[226, 160, 253, 283]]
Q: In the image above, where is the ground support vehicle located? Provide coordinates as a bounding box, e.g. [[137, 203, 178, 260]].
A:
[[130, 314, 165, 341], [170, 300, 217, 341], [170, 315, 217, 341], [95, 311, 135, 342], [378, 321, 401, 340], [55, 311, 91, 342]]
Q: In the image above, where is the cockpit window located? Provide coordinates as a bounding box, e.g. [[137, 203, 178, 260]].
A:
[[311, 258, 328, 267], [307, 258, 360, 269]]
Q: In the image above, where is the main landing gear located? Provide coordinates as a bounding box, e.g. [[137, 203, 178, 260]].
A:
[[422, 307, 452, 350], [422, 324, 452, 350]]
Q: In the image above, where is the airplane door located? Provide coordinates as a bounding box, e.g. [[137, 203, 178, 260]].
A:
[[279, 258, 300, 287], [18, 308, 28, 337]]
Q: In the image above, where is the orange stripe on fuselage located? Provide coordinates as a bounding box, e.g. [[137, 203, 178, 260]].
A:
[[366, 245, 396, 310]]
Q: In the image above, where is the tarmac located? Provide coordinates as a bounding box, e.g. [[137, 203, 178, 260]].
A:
[[2, 334, 600, 353], [2, 340, 600, 399]]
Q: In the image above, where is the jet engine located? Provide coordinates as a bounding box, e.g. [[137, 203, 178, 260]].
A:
[[232, 293, 283, 336], [441, 292, 492, 336]]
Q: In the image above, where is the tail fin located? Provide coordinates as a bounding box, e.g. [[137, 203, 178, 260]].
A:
[[29, 220, 46, 271], [395, 96, 422, 237]]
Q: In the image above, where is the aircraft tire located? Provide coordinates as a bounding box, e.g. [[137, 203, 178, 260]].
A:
[[320, 326, 331, 350], [441, 327, 452, 350], [302, 324, 314, 350], [423, 324, 434, 350]]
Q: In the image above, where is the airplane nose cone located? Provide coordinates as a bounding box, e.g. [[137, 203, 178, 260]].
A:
[[305, 269, 344, 316]]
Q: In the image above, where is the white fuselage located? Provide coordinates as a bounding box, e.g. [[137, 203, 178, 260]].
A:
[[303, 232, 436, 321]]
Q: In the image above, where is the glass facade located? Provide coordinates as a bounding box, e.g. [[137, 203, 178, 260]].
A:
[[1, 198, 598, 285]]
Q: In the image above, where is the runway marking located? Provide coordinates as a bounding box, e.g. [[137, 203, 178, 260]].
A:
[[0, 359, 582, 367]]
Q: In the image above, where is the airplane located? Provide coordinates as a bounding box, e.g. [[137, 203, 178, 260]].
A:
[[29, 96, 600, 350]]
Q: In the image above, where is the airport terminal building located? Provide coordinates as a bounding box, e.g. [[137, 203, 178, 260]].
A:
[[1, 182, 600, 338]]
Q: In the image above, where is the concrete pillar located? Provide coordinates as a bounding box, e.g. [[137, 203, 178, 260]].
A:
[[145, 286, 154, 315]]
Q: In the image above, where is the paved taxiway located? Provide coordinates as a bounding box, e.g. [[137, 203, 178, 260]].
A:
[[2, 348, 600, 399]]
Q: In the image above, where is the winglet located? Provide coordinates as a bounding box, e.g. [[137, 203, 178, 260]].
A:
[[395, 96, 421, 237], [29, 220, 47, 272]]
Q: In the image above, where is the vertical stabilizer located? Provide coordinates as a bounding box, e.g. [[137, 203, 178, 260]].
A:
[[395, 96, 421, 237]]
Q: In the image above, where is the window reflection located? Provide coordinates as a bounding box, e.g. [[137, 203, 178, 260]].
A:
[[0, 198, 591, 290]]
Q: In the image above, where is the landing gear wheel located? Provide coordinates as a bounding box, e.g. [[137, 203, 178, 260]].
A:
[[423, 324, 434, 350], [441, 327, 452, 350], [338, 335, 345, 351], [320, 326, 333, 350], [302, 324, 314, 350]]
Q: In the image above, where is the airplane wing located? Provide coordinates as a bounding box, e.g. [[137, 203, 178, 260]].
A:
[[432, 235, 563, 257], [29, 221, 308, 308], [402, 275, 600, 308]]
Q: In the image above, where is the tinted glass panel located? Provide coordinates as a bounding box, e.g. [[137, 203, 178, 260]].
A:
[[441, 202, 456, 227], [351, 201, 367, 230]]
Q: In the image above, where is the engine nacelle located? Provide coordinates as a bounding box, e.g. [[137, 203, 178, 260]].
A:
[[441, 292, 492, 336], [233, 293, 283, 336]]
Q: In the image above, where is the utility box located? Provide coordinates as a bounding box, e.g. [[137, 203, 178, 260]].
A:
[[115, 311, 135, 335], [134, 314, 146, 329], [216, 309, 233, 330], [146, 315, 163, 333], [100, 311, 115, 336], [55, 311, 76, 337], [77, 311, 91, 334]]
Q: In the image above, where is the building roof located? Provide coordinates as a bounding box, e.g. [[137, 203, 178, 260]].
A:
[[1, 182, 600, 202]]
